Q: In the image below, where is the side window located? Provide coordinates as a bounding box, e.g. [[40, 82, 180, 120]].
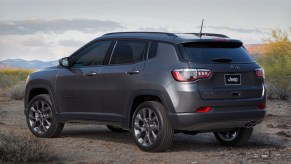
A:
[[147, 41, 158, 59], [72, 41, 111, 67], [110, 40, 146, 65]]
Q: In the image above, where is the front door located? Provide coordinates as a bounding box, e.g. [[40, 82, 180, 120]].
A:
[[56, 40, 113, 118]]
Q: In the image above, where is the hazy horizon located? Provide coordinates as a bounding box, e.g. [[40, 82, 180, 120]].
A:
[[0, 0, 290, 61]]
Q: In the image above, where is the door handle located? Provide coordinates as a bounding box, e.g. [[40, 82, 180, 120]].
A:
[[126, 70, 140, 75], [85, 72, 97, 76]]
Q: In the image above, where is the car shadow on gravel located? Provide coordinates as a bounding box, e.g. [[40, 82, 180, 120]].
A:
[[59, 125, 286, 152], [171, 133, 286, 152], [60, 125, 135, 145]]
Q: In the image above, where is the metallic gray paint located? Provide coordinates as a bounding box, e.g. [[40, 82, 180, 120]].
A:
[[24, 32, 266, 132]]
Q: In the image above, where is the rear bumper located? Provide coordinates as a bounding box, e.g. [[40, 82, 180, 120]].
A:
[[169, 109, 266, 131]]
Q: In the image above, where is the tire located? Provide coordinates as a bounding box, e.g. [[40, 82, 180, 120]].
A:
[[106, 125, 128, 133], [26, 94, 64, 138], [214, 127, 253, 146], [132, 101, 174, 152]]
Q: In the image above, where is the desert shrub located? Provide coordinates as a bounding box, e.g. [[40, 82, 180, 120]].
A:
[[8, 81, 26, 100], [258, 29, 291, 100], [0, 132, 56, 162], [0, 69, 33, 89]]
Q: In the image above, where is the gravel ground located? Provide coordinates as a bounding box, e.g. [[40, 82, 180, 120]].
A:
[[0, 92, 290, 163]]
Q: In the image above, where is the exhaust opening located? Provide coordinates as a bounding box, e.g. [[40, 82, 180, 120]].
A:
[[245, 121, 257, 128]]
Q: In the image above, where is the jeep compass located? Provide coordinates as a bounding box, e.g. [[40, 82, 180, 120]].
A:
[[24, 32, 266, 152]]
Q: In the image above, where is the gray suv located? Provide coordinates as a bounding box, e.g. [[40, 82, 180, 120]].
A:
[[24, 32, 266, 152]]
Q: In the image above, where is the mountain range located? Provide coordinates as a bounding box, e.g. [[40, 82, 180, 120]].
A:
[[0, 59, 58, 69], [0, 44, 265, 69]]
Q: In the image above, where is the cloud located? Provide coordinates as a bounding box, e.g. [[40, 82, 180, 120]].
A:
[[204, 26, 268, 34], [0, 19, 124, 35], [138, 27, 170, 32], [58, 39, 85, 47], [22, 37, 49, 47]]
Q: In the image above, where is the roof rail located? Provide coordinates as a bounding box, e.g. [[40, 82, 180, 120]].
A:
[[186, 33, 229, 38], [103, 32, 177, 37]]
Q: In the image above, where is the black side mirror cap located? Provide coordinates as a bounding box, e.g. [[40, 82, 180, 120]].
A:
[[59, 57, 70, 67]]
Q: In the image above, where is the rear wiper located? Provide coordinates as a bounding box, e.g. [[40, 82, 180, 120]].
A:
[[211, 58, 232, 62]]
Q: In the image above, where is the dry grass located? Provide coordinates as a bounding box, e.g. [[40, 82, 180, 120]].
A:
[[258, 29, 291, 100], [0, 68, 33, 89], [8, 81, 26, 100], [0, 131, 56, 162], [0, 69, 33, 100]]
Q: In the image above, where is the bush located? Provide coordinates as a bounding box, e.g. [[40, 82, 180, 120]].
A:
[[0, 132, 56, 162], [259, 29, 291, 100], [266, 78, 291, 100], [8, 81, 26, 100], [0, 69, 33, 89]]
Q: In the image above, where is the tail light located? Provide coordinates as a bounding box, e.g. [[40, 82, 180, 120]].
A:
[[258, 103, 266, 109], [171, 69, 212, 82], [196, 106, 211, 113], [255, 68, 265, 79]]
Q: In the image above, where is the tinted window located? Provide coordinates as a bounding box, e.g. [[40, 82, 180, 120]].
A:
[[182, 42, 254, 63], [73, 41, 111, 67], [147, 41, 158, 59], [110, 40, 146, 64]]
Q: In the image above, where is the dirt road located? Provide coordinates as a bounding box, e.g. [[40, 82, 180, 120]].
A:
[[0, 93, 290, 163]]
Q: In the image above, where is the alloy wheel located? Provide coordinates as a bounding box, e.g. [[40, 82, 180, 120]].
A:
[[216, 128, 239, 141], [28, 100, 53, 134], [133, 108, 159, 147]]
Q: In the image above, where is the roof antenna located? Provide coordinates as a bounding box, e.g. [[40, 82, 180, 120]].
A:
[[199, 19, 204, 39]]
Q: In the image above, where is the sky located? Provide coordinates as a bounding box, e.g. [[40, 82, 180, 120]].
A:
[[0, 0, 290, 61]]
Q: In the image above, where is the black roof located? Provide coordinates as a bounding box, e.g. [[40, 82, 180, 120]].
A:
[[99, 32, 242, 44]]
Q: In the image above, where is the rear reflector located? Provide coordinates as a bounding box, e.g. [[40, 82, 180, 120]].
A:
[[171, 69, 211, 82], [258, 103, 266, 109], [196, 106, 211, 113]]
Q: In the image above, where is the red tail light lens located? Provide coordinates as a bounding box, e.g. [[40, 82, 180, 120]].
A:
[[255, 68, 265, 79], [171, 69, 212, 82], [258, 103, 266, 109], [196, 106, 211, 113]]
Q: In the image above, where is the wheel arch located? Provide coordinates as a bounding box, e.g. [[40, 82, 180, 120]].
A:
[[127, 89, 175, 129], [25, 84, 57, 113]]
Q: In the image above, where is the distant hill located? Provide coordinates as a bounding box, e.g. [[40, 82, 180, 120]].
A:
[[0, 45, 266, 69], [0, 59, 58, 69]]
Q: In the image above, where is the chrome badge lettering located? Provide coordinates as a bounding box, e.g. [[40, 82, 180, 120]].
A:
[[228, 76, 238, 83]]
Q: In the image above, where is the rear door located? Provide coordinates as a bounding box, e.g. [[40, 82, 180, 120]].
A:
[[181, 41, 264, 100], [96, 40, 148, 122]]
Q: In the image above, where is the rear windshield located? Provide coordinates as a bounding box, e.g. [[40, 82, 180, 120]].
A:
[[181, 42, 255, 63]]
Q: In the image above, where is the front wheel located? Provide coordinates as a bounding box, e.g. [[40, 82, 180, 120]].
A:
[[132, 101, 174, 152], [214, 127, 253, 146], [26, 94, 64, 138]]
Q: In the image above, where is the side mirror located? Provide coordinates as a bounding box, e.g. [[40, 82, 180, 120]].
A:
[[59, 57, 70, 67]]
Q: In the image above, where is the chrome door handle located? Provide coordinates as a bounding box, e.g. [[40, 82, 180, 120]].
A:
[[126, 70, 140, 75], [85, 72, 97, 76]]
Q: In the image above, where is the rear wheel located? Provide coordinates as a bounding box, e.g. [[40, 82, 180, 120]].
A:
[[26, 94, 64, 138], [106, 125, 128, 133], [132, 101, 174, 152], [214, 127, 253, 146]]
